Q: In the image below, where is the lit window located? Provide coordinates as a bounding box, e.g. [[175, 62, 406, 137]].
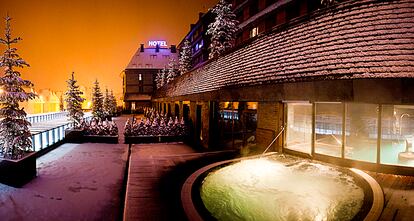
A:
[[150, 54, 157, 59], [139, 74, 142, 81], [250, 27, 259, 38]]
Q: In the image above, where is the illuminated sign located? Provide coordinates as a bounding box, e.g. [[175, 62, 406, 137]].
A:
[[148, 40, 167, 47]]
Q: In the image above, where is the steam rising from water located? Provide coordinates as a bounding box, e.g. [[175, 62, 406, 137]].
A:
[[200, 155, 364, 221]]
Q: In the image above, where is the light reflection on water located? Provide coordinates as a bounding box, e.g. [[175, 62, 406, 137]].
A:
[[200, 155, 364, 221]]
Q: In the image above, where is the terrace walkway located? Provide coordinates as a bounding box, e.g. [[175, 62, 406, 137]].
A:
[[123, 143, 236, 221], [367, 172, 414, 221]]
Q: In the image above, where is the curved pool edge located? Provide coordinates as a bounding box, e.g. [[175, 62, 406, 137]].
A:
[[181, 152, 384, 221], [350, 168, 384, 221]]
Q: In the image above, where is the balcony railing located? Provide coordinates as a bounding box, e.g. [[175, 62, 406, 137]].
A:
[[27, 111, 69, 124], [29, 112, 92, 152]]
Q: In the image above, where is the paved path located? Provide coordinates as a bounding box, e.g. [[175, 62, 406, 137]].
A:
[[123, 143, 236, 221]]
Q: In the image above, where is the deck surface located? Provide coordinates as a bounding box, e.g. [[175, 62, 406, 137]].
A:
[[123, 143, 235, 221], [367, 172, 414, 221]]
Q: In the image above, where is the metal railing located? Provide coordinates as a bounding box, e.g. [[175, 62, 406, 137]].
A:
[[29, 112, 92, 152], [31, 122, 74, 152]]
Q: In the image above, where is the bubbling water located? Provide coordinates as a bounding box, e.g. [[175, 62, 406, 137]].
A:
[[200, 155, 364, 221]]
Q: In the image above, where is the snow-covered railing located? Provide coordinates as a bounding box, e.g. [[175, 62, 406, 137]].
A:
[[27, 111, 68, 124], [29, 112, 93, 152], [31, 123, 73, 151]]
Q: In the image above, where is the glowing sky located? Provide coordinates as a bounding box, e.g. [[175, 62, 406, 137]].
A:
[[0, 0, 217, 98]]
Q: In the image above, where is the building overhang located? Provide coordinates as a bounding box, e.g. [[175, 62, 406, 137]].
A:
[[124, 94, 152, 102]]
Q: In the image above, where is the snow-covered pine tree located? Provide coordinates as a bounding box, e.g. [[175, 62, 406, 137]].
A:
[[321, 0, 335, 6], [155, 71, 162, 89], [178, 39, 192, 75], [206, 0, 238, 59], [103, 88, 111, 119], [0, 15, 36, 159], [160, 67, 167, 87], [65, 72, 85, 128], [110, 90, 117, 116], [91, 79, 105, 120], [166, 58, 177, 84]]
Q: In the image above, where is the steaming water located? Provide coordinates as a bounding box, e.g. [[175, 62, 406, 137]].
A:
[[200, 155, 364, 221]]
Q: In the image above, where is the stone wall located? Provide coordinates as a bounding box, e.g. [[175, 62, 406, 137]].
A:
[[256, 102, 284, 152]]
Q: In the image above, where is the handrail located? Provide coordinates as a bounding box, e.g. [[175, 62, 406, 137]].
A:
[[262, 126, 285, 156]]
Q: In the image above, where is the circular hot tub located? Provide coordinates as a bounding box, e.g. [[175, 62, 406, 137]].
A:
[[182, 153, 383, 221]]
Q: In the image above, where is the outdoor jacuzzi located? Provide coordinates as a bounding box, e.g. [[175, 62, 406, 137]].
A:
[[181, 153, 383, 221]]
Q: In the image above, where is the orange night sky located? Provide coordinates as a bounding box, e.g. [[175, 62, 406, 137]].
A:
[[0, 0, 217, 98]]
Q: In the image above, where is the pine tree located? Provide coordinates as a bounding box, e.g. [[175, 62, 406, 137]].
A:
[[59, 94, 64, 111], [110, 90, 117, 116], [0, 15, 36, 159], [178, 39, 192, 75], [103, 88, 111, 118], [166, 58, 177, 84], [206, 0, 238, 59], [321, 0, 335, 6], [91, 79, 104, 119], [65, 72, 85, 128], [160, 67, 167, 87], [155, 71, 163, 89]]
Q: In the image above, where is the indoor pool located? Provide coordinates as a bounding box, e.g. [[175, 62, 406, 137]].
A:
[[199, 154, 367, 221]]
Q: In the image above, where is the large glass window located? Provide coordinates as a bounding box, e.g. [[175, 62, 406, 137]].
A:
[[218, 102, 238, 149], [345, 103, 378, 163], [217, 102, 258, 150], [286, 103, 312, 154], [315, 103, 343, 157], [381, 105, 414, 167]]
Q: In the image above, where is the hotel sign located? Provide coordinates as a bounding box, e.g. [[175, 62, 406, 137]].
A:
[[148, 40, 167, 47]]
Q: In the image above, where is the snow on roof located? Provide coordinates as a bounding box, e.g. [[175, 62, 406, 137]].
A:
[[126, 47, 179, 70], [155, 0, 414, 98]]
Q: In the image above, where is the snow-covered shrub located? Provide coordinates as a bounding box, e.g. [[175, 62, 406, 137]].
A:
[[82, 118, 118, 136], [124, 115, 187, 137]]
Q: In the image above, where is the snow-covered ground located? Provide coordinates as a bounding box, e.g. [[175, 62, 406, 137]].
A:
[[0, 142, 128, 221]]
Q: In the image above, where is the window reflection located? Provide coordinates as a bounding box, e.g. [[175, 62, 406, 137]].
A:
[[315, 103, 343, 157], [286, 103, 312, 154], [284, 101, 414, 168], [217, 102, 257, 150], [381, 105, 414, 166], [345, 103, 378, 163]]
